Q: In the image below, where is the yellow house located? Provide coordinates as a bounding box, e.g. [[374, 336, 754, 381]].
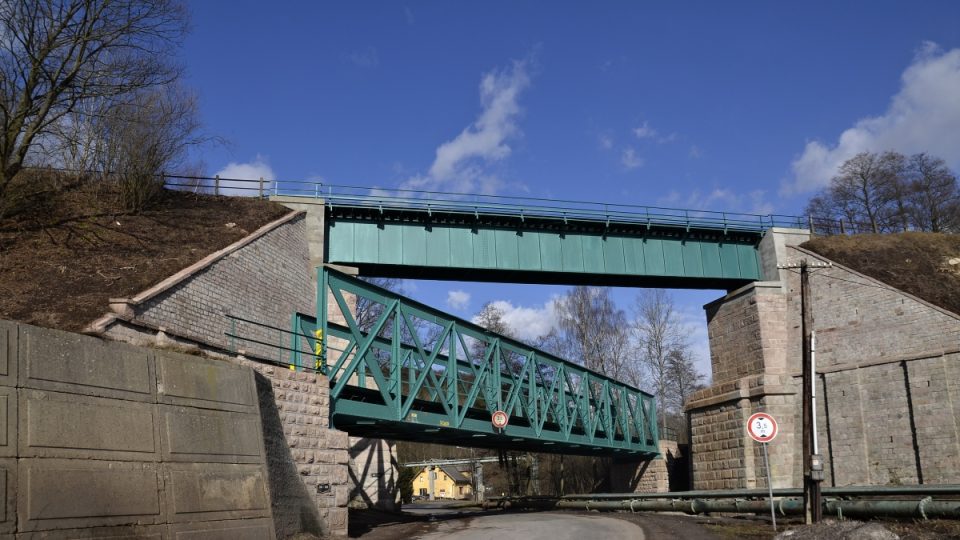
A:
[[412, 465, 473, 500]]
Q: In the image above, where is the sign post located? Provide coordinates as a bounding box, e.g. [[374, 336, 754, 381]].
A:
[[747, 412, 779, 531]]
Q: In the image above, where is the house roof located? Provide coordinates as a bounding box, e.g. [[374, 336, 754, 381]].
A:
[[437, 465, 471, 484]]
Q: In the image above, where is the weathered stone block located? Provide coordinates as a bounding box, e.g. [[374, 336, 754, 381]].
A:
[[20, 390, 158, 461], [19, 325, 154, 402], [157, 352, 257, 414], [18, 459, 162, 531], [164, 463, 271, 523]]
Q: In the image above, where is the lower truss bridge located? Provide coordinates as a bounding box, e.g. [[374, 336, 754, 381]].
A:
[[280, 267, 658, 458]]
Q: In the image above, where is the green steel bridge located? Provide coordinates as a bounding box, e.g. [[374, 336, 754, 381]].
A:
[[317, 184, 806, 289], [207, 180, 806, 458], [291, 267, 660, 457]]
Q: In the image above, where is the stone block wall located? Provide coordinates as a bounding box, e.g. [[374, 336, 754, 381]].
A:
[[235, 358, 351, 537], [705, 282, 789, 384], [610, 440, 685, 493], [0, 320, 275, 538], [688, 231, 960, 490], [109, 212, 314, 361]]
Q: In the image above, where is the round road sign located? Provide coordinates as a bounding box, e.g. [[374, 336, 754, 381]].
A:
[[746, 412, 778, 443], [491, 410, 509, 429]]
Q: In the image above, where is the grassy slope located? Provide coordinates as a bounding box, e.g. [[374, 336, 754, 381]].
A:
[[802, 232, 960, 316], [0, 179, 289, 331]]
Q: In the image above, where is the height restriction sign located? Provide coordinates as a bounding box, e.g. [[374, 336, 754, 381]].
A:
[[747, 412, 778, 443]]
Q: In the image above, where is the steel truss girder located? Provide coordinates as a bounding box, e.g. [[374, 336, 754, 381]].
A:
[[294, 267, 659, 457]]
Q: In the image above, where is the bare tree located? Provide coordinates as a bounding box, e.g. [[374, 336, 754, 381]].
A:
[[664, 348, 704, 413], [552, 287, 632, 380], [632, 289, 690, 432], [806, 150, 959, 234], [824, 152, 900, 233], [0, 0, 187, 200], [95, 85, 206, 209], [905, 153, 959, 233]]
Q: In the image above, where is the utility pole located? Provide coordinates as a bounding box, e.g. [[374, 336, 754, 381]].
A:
[[778, 258, 830, 524]]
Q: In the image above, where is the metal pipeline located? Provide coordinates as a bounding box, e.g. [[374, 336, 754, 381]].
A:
[[563, 484, 960, 500], [485, 496, 960, 520]]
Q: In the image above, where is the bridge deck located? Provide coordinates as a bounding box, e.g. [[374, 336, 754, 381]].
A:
[[307, 185, 804, 288]]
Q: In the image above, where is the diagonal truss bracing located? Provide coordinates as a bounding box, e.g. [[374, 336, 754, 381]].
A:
[[293, 267, 659, 457]]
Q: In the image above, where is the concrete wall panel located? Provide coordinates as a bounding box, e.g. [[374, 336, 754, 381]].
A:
[[16, 525, 165, 539], [0, 387, 15, 458], [18, 459, 162, 532], [167, 518, 275, 540], [0, 321, 17, 388], [0, 459, 16, 534], [160, 406, 263, 463], [164, 463, 270, 523], [156, 352, 257, 414], [19, 326, 154, 402], [20, 390, 158, 461]]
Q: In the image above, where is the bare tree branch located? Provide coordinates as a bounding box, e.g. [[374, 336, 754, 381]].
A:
[[0, 0, 187, 200]]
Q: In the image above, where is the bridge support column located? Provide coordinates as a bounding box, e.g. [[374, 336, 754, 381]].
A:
[[687, 278, 801, 491], [609, 440, 686, 493]]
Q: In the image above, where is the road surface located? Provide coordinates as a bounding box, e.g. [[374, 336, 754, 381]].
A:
[[351, 505, 721, 539], [417, 511, 644, 539]]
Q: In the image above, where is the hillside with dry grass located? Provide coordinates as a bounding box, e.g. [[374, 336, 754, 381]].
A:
[[802, 232, 960, 316], [0, 175, 289, 331]]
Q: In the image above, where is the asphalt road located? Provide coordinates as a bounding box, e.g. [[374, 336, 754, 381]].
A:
[[416, 512, 644, 540]]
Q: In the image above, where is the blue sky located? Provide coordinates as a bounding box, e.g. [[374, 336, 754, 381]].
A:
[[182, 2, 960, 379]]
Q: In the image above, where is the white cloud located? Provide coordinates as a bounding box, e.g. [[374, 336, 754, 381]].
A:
[[659, 187, 774, 215], [446, 290, 471, 311], [598, 134, 614, 150], [214, 156, 275, 196], [401, 57, 532, 195], [688, 145, 702, 159], [404, 6, 415, 25], [784, 43, 960, 195], [473, 298, 561, 343], [633, 122, 677, 144], [633, 121, 658, 139], [621, 147, 644, 169], [344, 46, 379, 68]]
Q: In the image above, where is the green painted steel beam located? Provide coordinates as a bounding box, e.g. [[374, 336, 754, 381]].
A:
[[326, 214, 764, 288], [301, 267, 659, 456]]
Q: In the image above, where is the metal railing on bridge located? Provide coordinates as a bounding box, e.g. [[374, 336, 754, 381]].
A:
[[161, 174, 806, 235], [287, 267, 659, 457]]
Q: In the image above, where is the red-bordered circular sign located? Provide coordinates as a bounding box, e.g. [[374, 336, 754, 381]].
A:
[[746, 412, 778, 443], [491, 410, 509, 429]]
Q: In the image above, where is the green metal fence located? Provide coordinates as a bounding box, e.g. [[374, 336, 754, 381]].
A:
[[292, 267, 659, 457]]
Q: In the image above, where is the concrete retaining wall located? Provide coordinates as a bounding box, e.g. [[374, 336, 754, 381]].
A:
[[0, 319, 275, 538], [88, 211, 351, 538], [688, 233, 960, 490]]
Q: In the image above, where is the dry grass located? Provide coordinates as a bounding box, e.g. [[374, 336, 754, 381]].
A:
[[0, 174, 289, 331], [802, 232, 960, 316]]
